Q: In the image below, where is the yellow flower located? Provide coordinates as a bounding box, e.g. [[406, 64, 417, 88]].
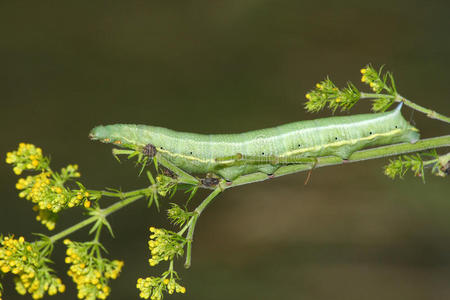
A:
[[6, 152, 16, 164], [1, 265, 10, 273], [360, 68, 366, 74], [7, 143, 45, 174]]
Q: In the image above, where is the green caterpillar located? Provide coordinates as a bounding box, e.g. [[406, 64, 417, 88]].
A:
[[89, 103, 419, 181]]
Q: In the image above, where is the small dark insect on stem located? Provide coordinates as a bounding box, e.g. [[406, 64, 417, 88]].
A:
[[159, 165, 178, 179], [201, 177, 220, 187], [143, 144, 157, 157]]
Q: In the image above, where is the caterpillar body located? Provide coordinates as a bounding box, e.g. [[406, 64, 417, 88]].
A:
[[90, 104, 419, 181]]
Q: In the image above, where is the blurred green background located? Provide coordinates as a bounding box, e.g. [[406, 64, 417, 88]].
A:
[[1, 1, 449, 299]]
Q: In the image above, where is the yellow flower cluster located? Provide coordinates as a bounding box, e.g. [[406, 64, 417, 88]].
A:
[[16, 172, 59, 210], [15, 165, 85, 214], [5, 143, 45, 175], [60, 164, 81, 179], [137, 228, 187, 299], [33, 207, 58, 231], [148, 227, 185, 267], [304, 79, 339, 112], [0, 236, 65, 299], [11, 157, 90, 230], [164, 277, 186, 295], [384, 158, 403, 179], [64, 239, 124, 300], [155, 175, 176, 197], [384, 154, 425, 180], [69, 190, 91, 209], [136, 276, 186, 300], [360, 67, 384, 93]]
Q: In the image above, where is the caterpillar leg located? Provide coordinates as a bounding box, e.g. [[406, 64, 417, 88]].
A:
[[214, 152, 318, 181], [269, 156, 318, 184], [157, 155, 200, 184], [215, 166, 245, 182], [141, 146, 199, 185], [215, 163, 281, 182], [257, 164, 281, 178], [265, 155, 318, 184]]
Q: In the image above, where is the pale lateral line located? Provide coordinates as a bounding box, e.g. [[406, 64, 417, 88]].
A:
[[279, 129, 402, 158], [157, 129, 403, 164]]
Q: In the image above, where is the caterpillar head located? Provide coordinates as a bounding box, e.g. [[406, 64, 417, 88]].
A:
[[89, 125, 108, 141], [89, 125, 123, 144]]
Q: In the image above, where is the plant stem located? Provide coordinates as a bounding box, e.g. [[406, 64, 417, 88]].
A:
[[184, 187, 222, 269], [360, 93, 395, 99], [94, 222, 102, 242], [92, 187, 151, 198], [398, 95, 450, 123], [359, 93, 450, 123], [49, 194, 145, 243], [49, 215, 97, 244]]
